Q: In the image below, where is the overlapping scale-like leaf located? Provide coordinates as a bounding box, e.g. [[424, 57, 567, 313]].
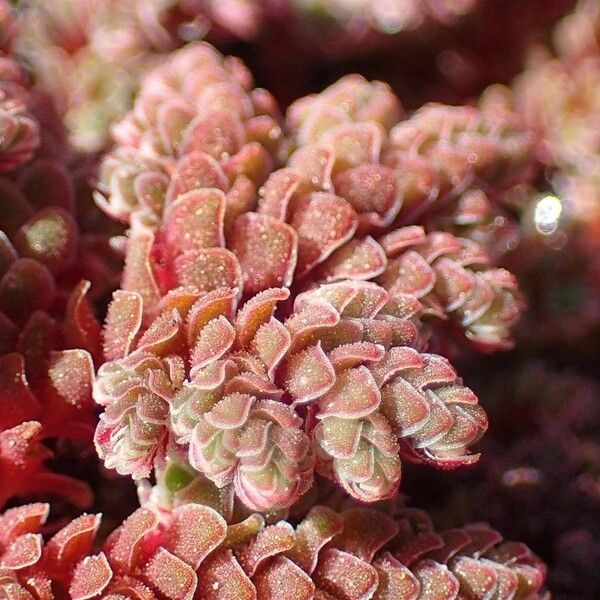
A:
[[378, 226, 525, 349], [97, 42, 282, 225], [0, 500, 548, 600], [96, 277, 485, 510]]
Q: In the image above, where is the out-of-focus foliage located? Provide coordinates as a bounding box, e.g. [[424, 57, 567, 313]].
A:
[[1, 0, 121, 515]]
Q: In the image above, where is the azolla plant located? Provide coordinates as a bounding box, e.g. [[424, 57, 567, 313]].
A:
[[92, 43, 536, 517], [0, 501, 547, 600], [0, 1, 556, 597]]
